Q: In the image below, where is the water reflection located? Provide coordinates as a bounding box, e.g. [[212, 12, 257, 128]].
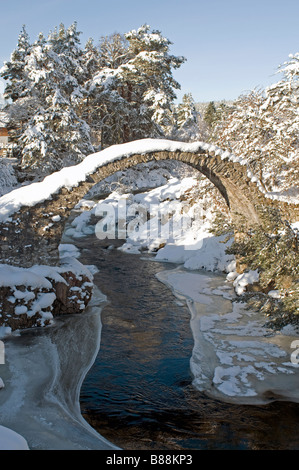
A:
[[78, 237, 299, 450]]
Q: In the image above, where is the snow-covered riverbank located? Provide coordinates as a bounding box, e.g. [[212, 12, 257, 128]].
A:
[[63, 171, 299, 403], [0, 162, 298, 449], [156, 268, 299, 404], [0, 288, 119, 450]]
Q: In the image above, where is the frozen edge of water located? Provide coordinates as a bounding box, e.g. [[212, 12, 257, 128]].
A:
[[155, 266, 299, 406], [0, 287, 119, 450]]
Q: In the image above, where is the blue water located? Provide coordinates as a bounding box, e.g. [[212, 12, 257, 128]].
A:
[[78, 239, 299, 450]]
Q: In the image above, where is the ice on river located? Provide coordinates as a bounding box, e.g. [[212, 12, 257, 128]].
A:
[[0, 288, 119, 450], [156, 268, 299, 404]]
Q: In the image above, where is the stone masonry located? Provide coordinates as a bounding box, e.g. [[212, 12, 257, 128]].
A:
[[0, 148, 298, 269]]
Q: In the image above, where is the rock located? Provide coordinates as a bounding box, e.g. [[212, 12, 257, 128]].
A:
[[52, 271, 93, 316], [0, 264, 94, 331]]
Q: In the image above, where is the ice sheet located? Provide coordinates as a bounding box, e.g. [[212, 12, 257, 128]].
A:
[[0, 288, 119, 450], [156, 268, 299, 404]]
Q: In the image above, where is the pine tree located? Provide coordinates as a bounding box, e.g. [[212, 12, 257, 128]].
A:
[[2, 23, 186, 172], [0, 159, 18, 196], [0, 25, 33, 149], [214, 90, 267, 177], [19, 33, 54, 172], [20, 23, 93, 173], [259, 53, 299, 190], [214, 54, 299, 193], [122, 25, 185, 138], [82, 38, 100, 81], [85, 32, 131, 148], [81, 38, 101, 145], [1, 25, 31, 102], [88, 25, 185, 147], [99, 33, 129, 69], [203, 101, 218, 128], [174, 93, 199, 141]]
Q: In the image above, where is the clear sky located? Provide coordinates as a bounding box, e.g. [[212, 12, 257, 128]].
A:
[[0, 0, 298, 102]]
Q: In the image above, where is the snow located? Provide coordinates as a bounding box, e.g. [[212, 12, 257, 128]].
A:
[[0, 286, 117, 450], [0, 160, 18, 198], [0, 138, 297, 224], [268, 290, 281, 299], [0, 139, 297, 446], [0, 327, 11, 339], [58, 243, 81, 259], [156, 268, 299, 403], [0, 264, 53, 289], [0, 425, 29, 450], [64, 173, 262, 296], [62, 169, 299, 403], [14, 305, 28, 315], [0, 139, 206, 222], [0, 257, 93, 334], [65, 172, 236, 278], [233, 270, 259, 295], [27, 293, 56, 318], [119, 176, 235, 273], [0, 250, 98, 449]]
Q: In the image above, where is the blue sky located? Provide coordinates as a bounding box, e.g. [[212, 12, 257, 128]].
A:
[[0, 0, 298, 102]]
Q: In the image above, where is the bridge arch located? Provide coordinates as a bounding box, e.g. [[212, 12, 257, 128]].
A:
[[0, 138, 296, 268]]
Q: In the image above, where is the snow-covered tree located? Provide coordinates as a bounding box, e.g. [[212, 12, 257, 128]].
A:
[[122, 25, 185, 137], [84, 33, 131, 148], [174, 93, 200, 141], [203, 101, 218, 128], [260, 53, 299, 190], [215, 90, 267, 176], [0, 160, 18, 196], [99, 33, 129, 69], [1, 23, 186, 173], [88, 62, 130, 148], [82, 38, 100, 83], [214, 53, 299, 193], [0, 25, 31, 102], [19, 23, 94, 173], [88, 25, 185, 147], [0, 26, 36, 147]]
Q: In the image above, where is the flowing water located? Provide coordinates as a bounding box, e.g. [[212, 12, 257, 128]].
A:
[[77, 237, 299, 450]]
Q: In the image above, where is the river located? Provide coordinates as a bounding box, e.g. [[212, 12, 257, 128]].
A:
[[77, 236, 299, 450], [1, 233, 299, 450]]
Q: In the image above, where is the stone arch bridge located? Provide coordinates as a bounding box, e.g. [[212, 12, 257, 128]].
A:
[[0, 138, 297, 269]]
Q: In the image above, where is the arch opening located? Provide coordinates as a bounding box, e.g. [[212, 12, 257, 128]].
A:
[[0, 139, 274, 269]]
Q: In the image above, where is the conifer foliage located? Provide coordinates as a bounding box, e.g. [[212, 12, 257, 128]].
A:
[[88, 25, 186, 147], [2, 23, 94, 173], [174, 93, 199, 141], [226, 207, 299, 326], [214, 53, 299, 194], [1, 23, 189, 174]]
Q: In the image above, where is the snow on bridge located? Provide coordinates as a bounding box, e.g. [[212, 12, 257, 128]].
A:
[[0, 138, 232, 222], [0, 138, 297, 268]]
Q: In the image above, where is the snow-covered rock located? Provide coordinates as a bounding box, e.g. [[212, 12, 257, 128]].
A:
[[0, 257, 94, 331]]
